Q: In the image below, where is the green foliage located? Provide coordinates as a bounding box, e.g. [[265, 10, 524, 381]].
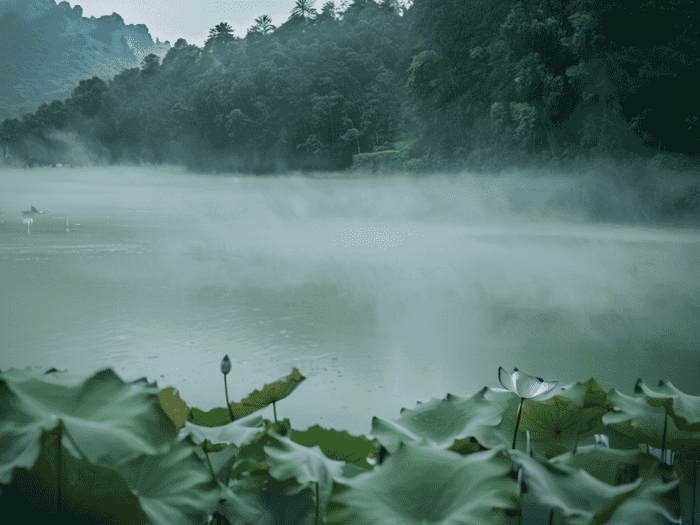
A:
[[406, 49, 439, 88], [4, 365, 696, 524], [6, 0, 700, 170], [66, 77, 108, 118], [140, 54, 161, 76]]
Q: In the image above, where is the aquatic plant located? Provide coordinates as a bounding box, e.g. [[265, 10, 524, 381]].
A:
[[221, 354, 234, 422], [0, 363, 697, 525]]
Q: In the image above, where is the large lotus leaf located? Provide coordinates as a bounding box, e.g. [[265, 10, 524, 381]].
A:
[[215, 476, 267, 525], [486, 388, 608, 454], [579, 378, 617, 410], [112, 436, 220, 525], [634, 379, 700, 433], [548, 445, 682, 524], [290, 425, 382, 471], [187, 406, 232, 428], [544, 378, 616, 410], [673, 452, 700, 489], [263, 428, 346, 522], [189, 368, 306, 425], [233, 367, 305, 418], [230, 418, 293, 478], [368, 387, 518, 455], [158, 387, 191, 430], [216, 428, 328, 525], [602, 389, 693, 449], [549, 444, 662, 486], [0, 425, 150, 524], [516, 394, 609, 444], [0, 368, 178, 480], [508, 448, 657, 525], [178, 413, 265, 449], [329, 442, 519, 525]]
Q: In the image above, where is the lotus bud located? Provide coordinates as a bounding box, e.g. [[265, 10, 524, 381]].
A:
[[221, 354, 231, 375]]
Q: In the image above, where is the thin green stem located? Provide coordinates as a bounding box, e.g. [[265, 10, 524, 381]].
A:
[[314, 481, 319, 525], [661, 410, 668, 463], [204, 447, 216, 482], [224, 375, 234, 422], [273, 401, 278, 423], [56, 424, 63, 519], [512, 397, 524, 450]]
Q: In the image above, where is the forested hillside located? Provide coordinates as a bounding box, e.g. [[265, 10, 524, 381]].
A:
[[0, 0, 170, 126], [1, 0, 699, 175]]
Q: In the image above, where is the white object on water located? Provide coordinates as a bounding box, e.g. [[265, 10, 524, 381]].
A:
[[23, 217, 33, 234]]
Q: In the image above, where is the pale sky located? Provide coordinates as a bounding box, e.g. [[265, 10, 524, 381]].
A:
[[73, 0, 308, 48]]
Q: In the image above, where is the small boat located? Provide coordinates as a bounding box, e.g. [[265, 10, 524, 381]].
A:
[[21, 206, 49, 216]]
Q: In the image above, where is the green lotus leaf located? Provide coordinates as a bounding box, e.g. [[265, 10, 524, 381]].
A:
[[490, 390, 607, 457], [264, 428, 347, 522], [0, 367, 178, 481], [508, 448, 671, 525], [178, 413, 264, 449], [329, 442, 519, 525], [215, 476, 267, 525], [602, 389, 694, 449], [547, 445, 682, 524], [230, 367, 306, 417], [634, 378, 700, 433], [517, 394, 608, 444], [112, 436, 220, 525], [158, 387, 190, 430], [367, 387, 517, 454], [0, 425, 150, 524], [290, 424, 382, 471], [185, 368, 306, 427]]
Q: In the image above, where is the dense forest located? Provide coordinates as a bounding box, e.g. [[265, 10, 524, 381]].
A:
[[1, 0, 699, 176]]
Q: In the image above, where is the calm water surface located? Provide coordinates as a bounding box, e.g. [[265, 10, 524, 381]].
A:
[[1, 167, 699, 437]]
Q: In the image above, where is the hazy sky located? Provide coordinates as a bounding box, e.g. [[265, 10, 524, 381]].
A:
[[75, 0, 334, 48]]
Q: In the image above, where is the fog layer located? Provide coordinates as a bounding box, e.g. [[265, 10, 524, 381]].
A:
[[1, 166, 699, 435]]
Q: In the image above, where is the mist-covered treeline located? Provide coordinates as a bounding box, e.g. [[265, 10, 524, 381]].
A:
[[1, 0, 699, 174]]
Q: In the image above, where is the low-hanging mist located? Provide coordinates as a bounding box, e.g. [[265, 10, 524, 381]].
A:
[[1, 165, 698, 436]]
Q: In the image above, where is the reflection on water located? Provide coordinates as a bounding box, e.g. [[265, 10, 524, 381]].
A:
[[1, 168, 699, 436]]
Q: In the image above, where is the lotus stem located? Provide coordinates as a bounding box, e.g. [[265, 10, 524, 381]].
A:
[[661, 409, 667, 463], [512, 397, 524, 450], [314, 481, 319, 525], [56, 424, 64, 519], [273, 400, 278, 423], [221, 355, 234, 422], [203, 446, 216, 481], [223, 375, 233, 422]]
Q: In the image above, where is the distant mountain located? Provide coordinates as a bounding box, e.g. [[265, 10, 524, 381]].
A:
[[0, 0, 171, 123]]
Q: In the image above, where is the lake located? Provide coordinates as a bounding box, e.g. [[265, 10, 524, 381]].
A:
[[1, 166, 699, 438]]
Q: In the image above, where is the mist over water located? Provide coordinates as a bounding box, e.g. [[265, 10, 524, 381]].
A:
[[1, 166, 699, 437]]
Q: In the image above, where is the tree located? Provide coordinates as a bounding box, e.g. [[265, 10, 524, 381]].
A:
[[66, 77, 108, 118], [379, 0, 401, 14], [205, 22, 235, 47], [317, 2, 337, 22], [248, 14, 276, 38], [141, 54, 161, 76], [290, 0, 318, 23], [256, 14, 276, 35]]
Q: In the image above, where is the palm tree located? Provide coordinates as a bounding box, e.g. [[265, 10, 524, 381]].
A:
[[290, 0, 318, 23], [205, 22, 235, 47], [317, 2, 337, 22], [255, 14, 276, 35]]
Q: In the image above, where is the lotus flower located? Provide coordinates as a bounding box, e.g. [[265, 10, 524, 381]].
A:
[[498, 367, 558, 449]]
